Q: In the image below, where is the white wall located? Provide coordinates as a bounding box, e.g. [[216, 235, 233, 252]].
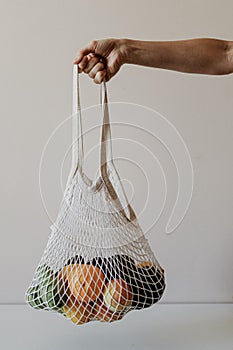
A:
[[0, 0, 232, 305]]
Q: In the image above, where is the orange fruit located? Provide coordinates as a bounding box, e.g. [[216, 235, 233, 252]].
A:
[[67, 264, 105, 303]]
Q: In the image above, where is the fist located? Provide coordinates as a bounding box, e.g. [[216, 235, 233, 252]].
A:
[[73, 38, 126, 84], [78, 53, 107, 84]]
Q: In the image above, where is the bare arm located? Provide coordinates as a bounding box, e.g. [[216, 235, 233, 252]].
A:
[[124, 38, 233, 75], [73, 38, 233, 83]]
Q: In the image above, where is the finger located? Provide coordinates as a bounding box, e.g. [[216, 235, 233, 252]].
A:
[[84, 57, 103, 74], [105, 70, 112, 82], [77, 54, 94, 72], [73, 53, 85, 65], [88, 53, 95, 59], [77, 56, 89, 72], [93, 70, 107, 84], [73, 51, 92, 65], [73, 40, 97, 64], [88, 62, 105, 78]]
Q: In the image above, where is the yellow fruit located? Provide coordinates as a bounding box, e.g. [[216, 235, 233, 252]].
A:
[[63, 300, 91, 325], [95, 300, 124, 323], [136, 261, 155, 269], [103, 279, 132, 313]]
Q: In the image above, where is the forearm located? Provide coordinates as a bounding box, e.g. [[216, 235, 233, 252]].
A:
[[123, 38, 233, 75]]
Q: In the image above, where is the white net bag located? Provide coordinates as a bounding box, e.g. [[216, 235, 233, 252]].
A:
[[25, 66, 166, 325]]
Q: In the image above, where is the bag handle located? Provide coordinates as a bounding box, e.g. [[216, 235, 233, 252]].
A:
[[100, 79, 137, 222], [72, 64, 84, 176], [72, 65, 136, 222]]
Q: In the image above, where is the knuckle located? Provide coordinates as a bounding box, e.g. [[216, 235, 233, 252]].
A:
[[79, 56, 87, 66], [79, 63, 86, 70], [87, 53, 94, 60], [88, 71, 95, 78], [91, 56, 99, 64], [90, 39, 98, 48], [94, 76, 101, 84], [94, 70, 105, 84]]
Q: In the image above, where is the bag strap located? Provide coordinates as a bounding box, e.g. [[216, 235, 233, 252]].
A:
[[72, 65, 137, 222], [100, 80, 137, 222], [72, 64, 84, 175]]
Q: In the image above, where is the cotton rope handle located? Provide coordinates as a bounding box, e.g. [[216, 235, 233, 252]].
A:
[[72, 65, 136, 222], [72, 64, 84, 175], [100, 75, 137, 222]]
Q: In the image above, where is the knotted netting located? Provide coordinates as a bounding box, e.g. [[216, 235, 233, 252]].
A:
[[25, 65, 166, 325]]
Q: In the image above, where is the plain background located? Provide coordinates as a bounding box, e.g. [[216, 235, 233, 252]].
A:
[[0, 0, 233, 307]]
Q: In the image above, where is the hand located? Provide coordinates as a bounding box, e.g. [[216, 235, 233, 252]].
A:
[[73, 38, 127, 84]]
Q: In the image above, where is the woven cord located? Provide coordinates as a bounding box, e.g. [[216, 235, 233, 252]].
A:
[[72, 64, 84, 176], [100, 78, 137, 222]]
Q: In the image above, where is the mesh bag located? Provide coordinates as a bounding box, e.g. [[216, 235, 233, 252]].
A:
[[25, 66, 166, 325]]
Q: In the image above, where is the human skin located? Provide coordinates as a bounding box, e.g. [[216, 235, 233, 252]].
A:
[[73, 38, 233, 83]]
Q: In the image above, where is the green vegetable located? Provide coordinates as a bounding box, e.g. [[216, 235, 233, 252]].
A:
[[26, 286, 45, 310], [40, 279, 64, 310], [27, 264, 65, 314]]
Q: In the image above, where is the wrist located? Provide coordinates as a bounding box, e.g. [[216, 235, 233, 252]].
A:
[[118, 38, 140, 65]]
